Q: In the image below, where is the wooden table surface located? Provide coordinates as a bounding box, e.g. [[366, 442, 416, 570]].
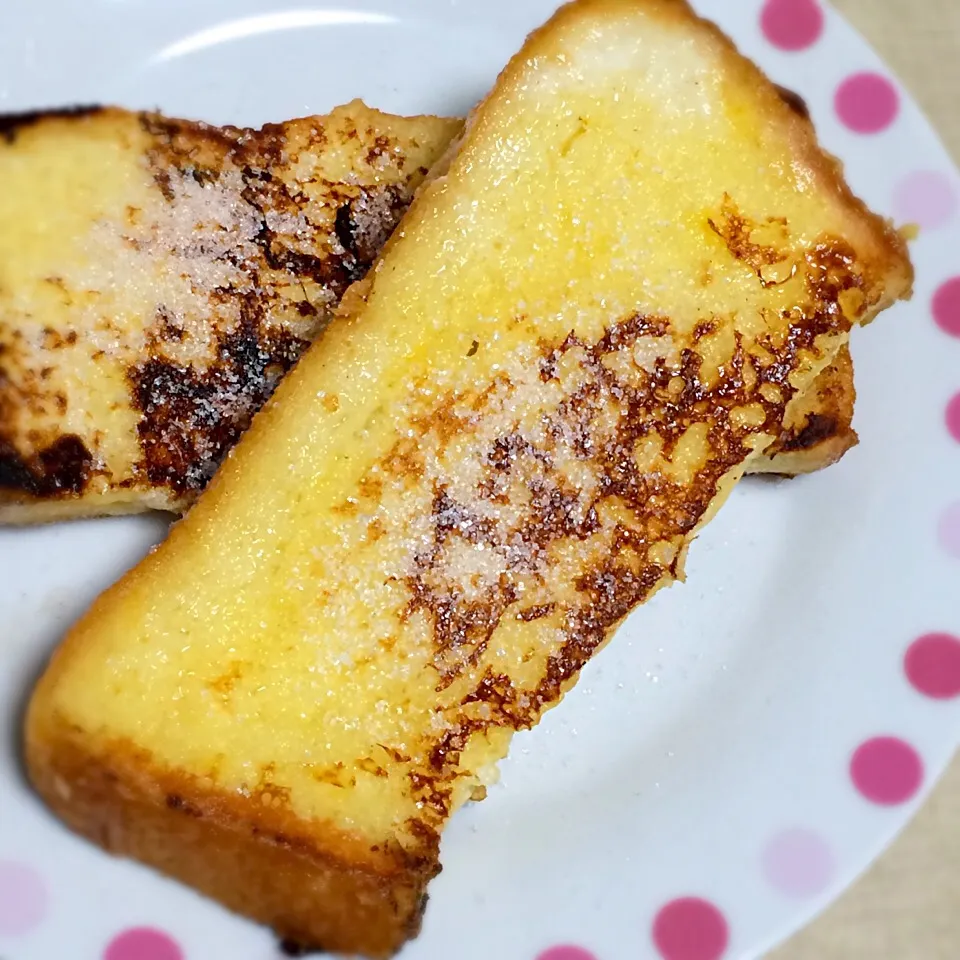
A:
[[774, 1, 960, 957]]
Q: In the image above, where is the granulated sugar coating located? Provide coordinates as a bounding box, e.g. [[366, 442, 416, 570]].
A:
[[26, 1, 912, 955], [0, 102, 460, 521]]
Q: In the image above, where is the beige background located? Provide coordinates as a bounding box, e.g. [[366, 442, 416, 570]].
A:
[[774, 1, 960, 958]]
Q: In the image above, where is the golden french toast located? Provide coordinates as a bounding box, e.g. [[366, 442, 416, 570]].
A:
[[26, 0, 912, 956], [0, 102, 461, 523], [0, 100, 856, 526]]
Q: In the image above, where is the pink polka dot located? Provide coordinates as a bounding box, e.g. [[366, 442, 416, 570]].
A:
[[939, 501, 960, 560], [760, 0, 824, 51], [850, 737, 923, 805], [761, 829, 835, 898], [835, 73, 899, 134], [652, 898, 729, 960], [893, 171, 958, 231], [933, 277, 960, 337], [905, 633, 960, 700], [0, 861, 48, 937], [104, 927, 183, 960], [946, 392, 960, 443], [536, 947, 597, 960]]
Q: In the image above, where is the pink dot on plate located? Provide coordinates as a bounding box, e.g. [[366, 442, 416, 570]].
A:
[[939, 501, 960, 560], [652, 897, 729, 960], [946, 392, 960, 444], [835, 72, 899, 134], [850, 737, 923, 805], [905, 633, 960, 700], [760, 0, 824, 51], [104, 927, 183, 960], [893, 171, 958, 231], [536, 947, 598, 960], [761, 828, 835, 898], [933, 277, 960, 337], [0, 861, 48, 937]]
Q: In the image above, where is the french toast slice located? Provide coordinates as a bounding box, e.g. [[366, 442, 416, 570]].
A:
[[0, 102, 857, 526], [0, 102, 461, 523], [25, 0, 912, 955]]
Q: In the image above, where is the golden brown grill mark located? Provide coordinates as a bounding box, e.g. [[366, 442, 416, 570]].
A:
[[778, 412, 839, 452], [0, 321, 97, 495], [708, 196, 794, 287], [123, 114, 421, 494], [0, 434, 95, 496], [338, 231, 871, 829]]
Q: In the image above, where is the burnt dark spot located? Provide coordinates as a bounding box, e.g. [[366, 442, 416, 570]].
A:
[[365, 133, 394, 166], [152, 305, 185, 343], [516, 603, 554, 622], [188, 166, 218, 188], [775, 84, 811, 121], [279, 938, 324, 957], [165, 794, 203, 818], [467, 339, 479, 357], [333, 203, 364, 280], [129, 312, 308, 494], [333, 185, 410, 268], [780, 412, 838, 451], [0, 104, 102, 144], [240, 169, 404, 292], [0, 434, 94, 497], [409, 892, 431, 934]]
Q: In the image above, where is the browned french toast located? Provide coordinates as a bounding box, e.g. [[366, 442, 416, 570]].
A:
[[0, 102, 461, 523], [27, 0, 911, 955], [0, 100, 857, 525]]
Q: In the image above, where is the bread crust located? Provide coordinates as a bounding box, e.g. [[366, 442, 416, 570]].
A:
[[28, 715, 433, 957]]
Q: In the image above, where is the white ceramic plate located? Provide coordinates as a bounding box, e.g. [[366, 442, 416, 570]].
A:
[[2, 2, 959, 959]]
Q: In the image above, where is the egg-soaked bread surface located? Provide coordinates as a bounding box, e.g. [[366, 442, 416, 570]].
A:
[[0, 102, 460, 522], [26, 0, 912, 956]]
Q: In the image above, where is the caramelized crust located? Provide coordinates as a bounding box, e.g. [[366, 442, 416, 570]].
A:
[[26, 0, 912, 956], [29, 725, 432, 955]]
